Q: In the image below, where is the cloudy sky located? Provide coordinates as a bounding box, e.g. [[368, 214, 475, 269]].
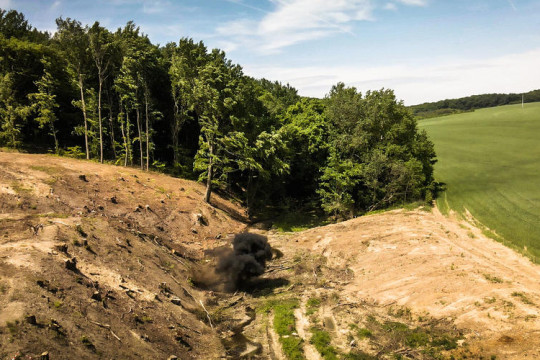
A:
[[3, 0, 540, 104]]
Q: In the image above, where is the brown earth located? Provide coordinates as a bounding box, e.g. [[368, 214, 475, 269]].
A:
[[264, 208, 540, 359], [0, 151, 245, 359], [1, 151, 540, 360]]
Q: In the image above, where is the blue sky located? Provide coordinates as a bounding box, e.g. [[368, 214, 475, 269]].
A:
[[2, 0, 540, 104]]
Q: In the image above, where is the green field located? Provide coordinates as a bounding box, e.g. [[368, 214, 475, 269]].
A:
[[419, 103, 540, 262]]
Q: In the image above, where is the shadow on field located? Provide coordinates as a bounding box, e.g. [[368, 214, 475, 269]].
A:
[[433, 181, 447, 198]]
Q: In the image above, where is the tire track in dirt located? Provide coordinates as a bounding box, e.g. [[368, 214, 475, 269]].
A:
[[294, 297, 321, 360], [266, 313, 286, 360]]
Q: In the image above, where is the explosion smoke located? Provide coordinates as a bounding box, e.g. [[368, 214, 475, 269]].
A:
[[217, 233, 273, 291], [193, 233, 273, 292]]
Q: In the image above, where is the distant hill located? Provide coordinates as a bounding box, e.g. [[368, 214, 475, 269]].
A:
[[410, 89, 540, 119]]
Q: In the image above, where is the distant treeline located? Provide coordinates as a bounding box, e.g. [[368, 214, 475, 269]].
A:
[[411, 90, 540, 119], [0, 8, 436, 219]]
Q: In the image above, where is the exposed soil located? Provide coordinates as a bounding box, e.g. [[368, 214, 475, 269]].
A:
[[1, 151, 540, 359], [267, 208, 540, 359], [0, 151, 245, 359]]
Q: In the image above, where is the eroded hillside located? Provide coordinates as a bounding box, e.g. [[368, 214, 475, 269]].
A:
[[263, 209, 540, 359], [1, 152, 540, 360], [0, 151, 245, 359]]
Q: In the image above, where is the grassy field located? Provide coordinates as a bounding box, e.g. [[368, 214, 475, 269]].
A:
[[419, 103, 540, 262]]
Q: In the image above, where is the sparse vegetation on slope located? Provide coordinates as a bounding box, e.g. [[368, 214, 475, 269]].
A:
[[260, 298, 305, 360]]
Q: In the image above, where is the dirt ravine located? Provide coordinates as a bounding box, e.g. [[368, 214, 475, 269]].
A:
[[2, 151, 540, 359]]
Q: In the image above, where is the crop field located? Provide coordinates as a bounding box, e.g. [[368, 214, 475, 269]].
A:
[[419, 103, 540, 262]]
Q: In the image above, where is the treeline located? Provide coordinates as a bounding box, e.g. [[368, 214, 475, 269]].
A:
[[0, 9, 436, 218], [411, 90, 540, 119]]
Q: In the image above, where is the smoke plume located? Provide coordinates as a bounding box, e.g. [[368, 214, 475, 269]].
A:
[[193, 233, 273, 292], [217, 233, 273, 291]]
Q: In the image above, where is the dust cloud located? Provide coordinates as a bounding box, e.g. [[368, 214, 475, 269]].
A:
[[193, 233, 273, 292]]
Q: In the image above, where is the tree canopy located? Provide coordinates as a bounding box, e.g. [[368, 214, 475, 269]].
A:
[[0, 8, 437, 219]]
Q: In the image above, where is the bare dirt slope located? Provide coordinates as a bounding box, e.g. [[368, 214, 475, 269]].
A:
[[266, 208, 540, 359], [0, 151, 245, 359], [2, 151, 540, 360]]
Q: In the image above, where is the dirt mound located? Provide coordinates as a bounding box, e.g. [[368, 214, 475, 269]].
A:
[[271, 208, 540, 359], [0, 151, 245, 359]]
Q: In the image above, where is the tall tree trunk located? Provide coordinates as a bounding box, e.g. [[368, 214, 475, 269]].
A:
[[51, 122, 59, 154], [10, 115, 16, 149], [108, 91, 116, 159], [119, 99, 127, 167], [78, 74, 89, 160], [246, 170, 259, 218], [98, 77, 103, 163], [204, 142, 214, 203], [172, 98, 184, 165], [172, 101, 179, 164], [136, 107, 143, 170], [126, 105, 132, 166], [145, 93, 149, 171], [120, 120, 128, 167]]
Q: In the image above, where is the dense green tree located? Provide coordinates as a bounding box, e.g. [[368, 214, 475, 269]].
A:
[[88, 22, 114, 163], [115, 46, 138, 166], [0, 8, 30, 39], [0, 73, 30, 148], [54, 18, 92, 158], [0, 8, 48, 42], [319, 84, 436, 218], [139, 38, 161, 171], [168, 38, 208, 164], [280, 98, 329, 201], [115, 23, 143, 168], [0, 8, 439, 219], [28, 58, 60, 152], [256, 78, 300, 117], [192, 49, 243, 203], [114, 22, 160, 170]]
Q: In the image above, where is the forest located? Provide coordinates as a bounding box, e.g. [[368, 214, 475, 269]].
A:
[[0, 8, 436, 219], [410, 89, 540, 119]]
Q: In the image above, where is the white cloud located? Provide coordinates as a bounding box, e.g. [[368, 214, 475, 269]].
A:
[[108, 0, 171, 14], [395, 0, 428, 6], [243, 48, 540, 105], [142, 0, 171, 14], [384, 3, 398, 11], [260, 0, 372, 34], [217, 0, 430, 53], [0, 0, 12, 9], [217, 0, 374, 53], [51, 1, 61, 10], [507, 0, 517, 11]]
